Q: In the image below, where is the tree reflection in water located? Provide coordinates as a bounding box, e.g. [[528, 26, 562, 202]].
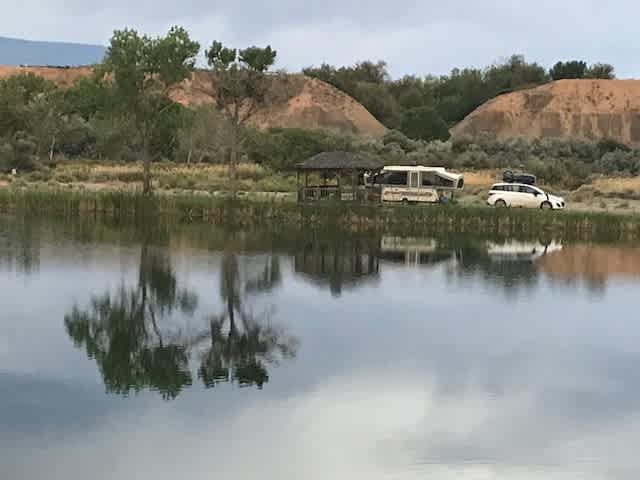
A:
[[65, 242, 297, 399], [65, 243, 198, 400], [197, 254, 298, 389], [0, 217, 40, 274]]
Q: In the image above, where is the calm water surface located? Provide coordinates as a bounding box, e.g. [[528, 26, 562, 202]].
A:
[[2, 216, 640, 479]]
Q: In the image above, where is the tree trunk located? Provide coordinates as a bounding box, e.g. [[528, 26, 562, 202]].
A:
[[142, 133, 153, 195], [143, 156, 152, 195], [227, 293, 236, 334], [49, 135, 56, 163], [229, 129, 238, 183], [149, 305, 163, 347]]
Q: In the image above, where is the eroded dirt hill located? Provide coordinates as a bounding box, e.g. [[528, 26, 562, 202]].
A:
[[0, 65, 385, 138], [451, 79, 640, 145]]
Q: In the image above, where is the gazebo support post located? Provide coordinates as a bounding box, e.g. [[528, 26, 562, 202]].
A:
[[351, 169, 357, 203]]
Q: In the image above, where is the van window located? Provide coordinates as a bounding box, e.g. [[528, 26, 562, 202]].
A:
[[519, 185, 537, 195], [384, 171, 408, 186], [492, 185, 504, 191], [423, 172, 455, 188]]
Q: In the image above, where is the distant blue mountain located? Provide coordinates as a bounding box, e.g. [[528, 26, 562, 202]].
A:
[[0, 36, 105, 66]]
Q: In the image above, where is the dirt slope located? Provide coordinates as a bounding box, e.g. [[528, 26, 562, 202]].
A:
[[451, 79, 640, 145], [0, 66, 385, 138], [0, 65, 92, 87]]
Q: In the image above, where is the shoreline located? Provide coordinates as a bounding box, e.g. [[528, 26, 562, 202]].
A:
[[1, 187, 639, 242]]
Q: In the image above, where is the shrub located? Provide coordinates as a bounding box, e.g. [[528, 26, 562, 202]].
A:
[[246, 127, 355, 171], [25, 168, 52, 183], [383, 130, 417, 153], [0, 143, 13, 172], [54, 173, 74, 184], [598, 138, 630, 156]]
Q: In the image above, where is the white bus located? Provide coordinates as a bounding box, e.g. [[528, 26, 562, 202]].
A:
[[375, 166, 464, 204]]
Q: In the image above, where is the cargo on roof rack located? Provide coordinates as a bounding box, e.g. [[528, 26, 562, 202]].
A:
[[503, 170, 536, 185]]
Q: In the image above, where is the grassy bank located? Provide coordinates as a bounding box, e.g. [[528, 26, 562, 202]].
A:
[[1, 188, 639, 242], [1, 161, 298, 194], [4, 161, 640, 214]]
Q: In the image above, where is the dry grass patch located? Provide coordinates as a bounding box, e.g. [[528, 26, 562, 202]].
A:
[[461, 169, 497, 187], [48, 161, 298, 193], [591, 176, 640, 194]]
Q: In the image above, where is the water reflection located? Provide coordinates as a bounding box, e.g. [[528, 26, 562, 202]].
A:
[[540, 244, 640, 282], [294, 237, 380, 296], [6, 217, 640, 478], [196, 253, 298, 389], [65, 244, 199, 400], [379, 236, 460, 268], [448, 240, 555, 293], [64, 238, 298, 399], [0, 216, 40, 273]]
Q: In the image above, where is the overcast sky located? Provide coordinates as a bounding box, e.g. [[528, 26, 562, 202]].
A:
[[3, 0, 639, 78]]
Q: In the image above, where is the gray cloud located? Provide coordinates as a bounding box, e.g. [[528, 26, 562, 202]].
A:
[[3, 0, 639, 77]]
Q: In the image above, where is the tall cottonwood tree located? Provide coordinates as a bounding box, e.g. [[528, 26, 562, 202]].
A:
[[205, 42, 277, 180], [102, 26, 199, 194]]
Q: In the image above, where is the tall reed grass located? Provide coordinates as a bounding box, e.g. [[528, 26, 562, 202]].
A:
[[0, 188, 638, 241]]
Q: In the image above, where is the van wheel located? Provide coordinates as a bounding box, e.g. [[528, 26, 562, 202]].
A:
[[541, 201, 552, 210], [495, 199, 507, 208], [401, 198, 409, 206]]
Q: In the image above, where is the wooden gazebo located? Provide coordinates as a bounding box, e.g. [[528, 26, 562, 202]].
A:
[[297, 151, 383, 203]]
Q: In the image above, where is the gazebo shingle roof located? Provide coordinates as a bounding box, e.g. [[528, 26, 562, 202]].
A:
[[298, 151, 383, 171]]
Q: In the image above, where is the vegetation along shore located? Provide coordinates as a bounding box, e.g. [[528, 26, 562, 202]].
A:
[[2, 187, 640, 243]]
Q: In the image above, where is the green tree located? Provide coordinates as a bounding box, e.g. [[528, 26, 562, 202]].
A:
[[353, 81, 401, 127], [26, 90, 66, 162], [549, 60, 588, 80], [483, 55, 548, 93], [585, 63, 615, 79], [102, 26, 200, 194], [400, 106, 450, 142], [206, 41, 277, 180], [302, 63, 342, 89], [245, 127, 354, 171], [431, 68, 487, 124], [0, 73, 56, 142], [303, 60, 388, 93], [303, 60, 401, 127], [177, 105, 233, 164], [60, 74, 113, 119], [0, 131, 39, 172]]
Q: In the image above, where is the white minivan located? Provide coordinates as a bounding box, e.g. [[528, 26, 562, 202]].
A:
[[488, 183, 565, 210]]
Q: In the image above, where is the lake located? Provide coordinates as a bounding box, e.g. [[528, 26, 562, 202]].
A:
[[2, 215, 640, 479]]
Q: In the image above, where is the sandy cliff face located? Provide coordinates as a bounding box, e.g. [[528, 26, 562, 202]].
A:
[[0, 66, 385, 138], [451, 79, 640, 145]]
